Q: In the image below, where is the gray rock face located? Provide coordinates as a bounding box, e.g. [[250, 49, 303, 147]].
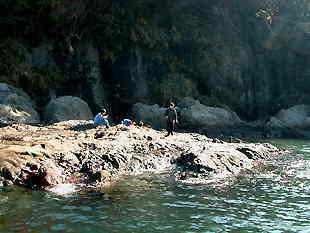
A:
[[29, 42, 106, 112], [108, 1, 310, 120], [132, 98, 242, 129], [31, 43, 55, 68], [264, 16, 310, 55], [79, 44, 106, 109], [111, 48, 151, 104], [0, 83, 40, 124], [178, 97, 198, 109], [43, 96, 93, 122], [267, 105, 310, 129], [3, 0, 310, 123], [180, 100, 242, 128], [132, 103, 167, 129], [265, 117, 285, 128], [128, 48, 150, 100]]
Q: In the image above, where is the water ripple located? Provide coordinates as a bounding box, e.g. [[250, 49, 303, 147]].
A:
[[1, 140, 310, 232]]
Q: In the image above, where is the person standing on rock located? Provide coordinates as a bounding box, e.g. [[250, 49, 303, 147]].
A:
[[94, 108, 110, 128], [165, 102, 178, 137]]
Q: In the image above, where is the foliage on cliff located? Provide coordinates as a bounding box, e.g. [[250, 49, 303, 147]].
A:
[[0, 0, 188, 106], [0, 0, 177, 60], [1, 0, 310, 120], [0, 39, 63, 105]]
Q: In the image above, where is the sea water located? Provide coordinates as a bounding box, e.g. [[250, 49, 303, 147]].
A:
[[1, 139, 310, 233]]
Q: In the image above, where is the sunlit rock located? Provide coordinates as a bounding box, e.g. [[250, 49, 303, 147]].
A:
[[179, 99, 242, 128], [0, 83, 40, 124], [267, 105, 310, 129], [43, 96, 93, 122]]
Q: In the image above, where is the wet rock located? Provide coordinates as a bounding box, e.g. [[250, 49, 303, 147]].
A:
[[237, 147, 261, 159], [175, 152, 216, 174], [173, 142, 254, 182], [89, 170, 110, 183], [1, 166, 21, 181], [3, 180, 13, 186]]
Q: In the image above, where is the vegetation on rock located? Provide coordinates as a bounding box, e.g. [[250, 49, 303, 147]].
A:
[[1, 0, 310, 120]]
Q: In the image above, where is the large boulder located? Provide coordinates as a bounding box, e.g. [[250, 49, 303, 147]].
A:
[[132, 98, 242, 129], [177, 97, 198, 109], [266, 105, 310, 129], [265, 117, 285, 128], [179, 99, 242, 128], [0, 83, 40, 124], [43, 96, 93, 122], [132, 103, 167, 129]]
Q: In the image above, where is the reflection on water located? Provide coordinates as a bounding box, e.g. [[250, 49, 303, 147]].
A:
[[1, 139, 310, 233]]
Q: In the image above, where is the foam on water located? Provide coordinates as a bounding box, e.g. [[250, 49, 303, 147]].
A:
[[48, 183, 78, 195]]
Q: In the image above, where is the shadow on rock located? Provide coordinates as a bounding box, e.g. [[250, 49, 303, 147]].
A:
[[65, 123, 97, 131]]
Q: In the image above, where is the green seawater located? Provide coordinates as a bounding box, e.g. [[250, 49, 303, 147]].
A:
[[1, 139, 310, 233]]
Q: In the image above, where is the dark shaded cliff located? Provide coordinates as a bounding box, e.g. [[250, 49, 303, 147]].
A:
[[1, 0, 310, 121]]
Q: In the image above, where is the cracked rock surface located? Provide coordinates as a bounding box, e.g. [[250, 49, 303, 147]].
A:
[[0, 120, 282, 189]]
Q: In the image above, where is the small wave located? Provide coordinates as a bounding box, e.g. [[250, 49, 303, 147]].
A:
[[300, 148, 310, 153], [296, 172, 310, 179], [0, 196, 8, 203], [256, 172, 281, 180]]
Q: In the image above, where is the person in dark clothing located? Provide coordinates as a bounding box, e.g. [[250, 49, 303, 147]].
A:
[[165, 102, 178, 137]]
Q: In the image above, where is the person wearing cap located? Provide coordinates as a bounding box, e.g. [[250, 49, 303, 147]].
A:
[[94, 108, 110, 128], [165, 102, 178, 136]]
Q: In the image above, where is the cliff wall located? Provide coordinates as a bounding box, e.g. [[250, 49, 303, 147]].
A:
[[1, 0, 310, 121]]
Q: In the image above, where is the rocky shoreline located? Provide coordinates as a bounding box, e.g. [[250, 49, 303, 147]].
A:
[[0, 120, 284, 191]]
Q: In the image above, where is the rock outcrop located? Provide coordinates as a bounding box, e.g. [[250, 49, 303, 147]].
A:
[[3, 1, 310, 122], [132, 103, 167, 129], [0, 120, 282, 189], [0, 83, 40, 124], [267, 105, 310, 129], [179, 99, 242, 128], [132, 98, 242, 130], [43, 96, 93, 122]]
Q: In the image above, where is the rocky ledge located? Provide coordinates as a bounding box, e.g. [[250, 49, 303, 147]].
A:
[[0, 120, 283, 190]]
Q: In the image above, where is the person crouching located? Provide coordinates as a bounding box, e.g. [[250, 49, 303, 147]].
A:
[[94, 108, 110, 128]]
